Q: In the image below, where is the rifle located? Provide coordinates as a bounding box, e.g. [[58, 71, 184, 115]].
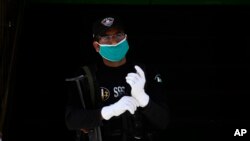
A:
[[65, 65, 102, 141]]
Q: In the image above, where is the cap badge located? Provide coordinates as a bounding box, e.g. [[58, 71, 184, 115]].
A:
[[101, 17, 114, 27]]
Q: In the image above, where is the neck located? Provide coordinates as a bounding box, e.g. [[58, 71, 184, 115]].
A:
[[103, 57, 126, 67]]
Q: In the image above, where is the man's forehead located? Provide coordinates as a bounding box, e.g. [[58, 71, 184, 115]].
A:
[[103, 27, 124, 35]]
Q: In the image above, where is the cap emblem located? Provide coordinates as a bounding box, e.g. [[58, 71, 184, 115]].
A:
[[101, 17, 114, 27]]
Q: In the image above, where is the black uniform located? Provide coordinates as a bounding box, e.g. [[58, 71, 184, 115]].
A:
[[65, 61, 169, 141]]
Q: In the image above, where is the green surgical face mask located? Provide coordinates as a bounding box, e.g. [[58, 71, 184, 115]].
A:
[[98, 38, 129, 62]]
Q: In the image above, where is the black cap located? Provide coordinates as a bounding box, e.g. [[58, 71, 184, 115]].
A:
[[92, 16, 124, 39]]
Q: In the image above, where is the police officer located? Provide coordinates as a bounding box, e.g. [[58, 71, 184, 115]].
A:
[[65, 15, 169, 141]]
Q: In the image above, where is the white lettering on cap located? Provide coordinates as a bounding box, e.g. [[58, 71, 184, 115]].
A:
[[101, 17, 114, 27]]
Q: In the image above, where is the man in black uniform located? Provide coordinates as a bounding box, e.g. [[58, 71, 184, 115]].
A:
[[65, 16, 169, 141]]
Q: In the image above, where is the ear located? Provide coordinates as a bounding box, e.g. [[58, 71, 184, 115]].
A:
[[93, 41, 100, 52]]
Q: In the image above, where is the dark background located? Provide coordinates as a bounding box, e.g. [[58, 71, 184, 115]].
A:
[[4, 3, 250, 141]]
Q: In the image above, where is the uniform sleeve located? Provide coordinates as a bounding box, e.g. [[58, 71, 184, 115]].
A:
[[140, 65, 170, 130], [64, 72, 103, 130]]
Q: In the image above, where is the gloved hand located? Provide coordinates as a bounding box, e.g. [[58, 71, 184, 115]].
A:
[[126, 65, 149, 107], [101, 96, 139, 120]]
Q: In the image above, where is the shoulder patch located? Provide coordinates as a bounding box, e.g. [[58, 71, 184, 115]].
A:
[[154, 74, 163, 83]]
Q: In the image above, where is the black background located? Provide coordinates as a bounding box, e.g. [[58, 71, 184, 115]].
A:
[[4, 3, 250, 141]]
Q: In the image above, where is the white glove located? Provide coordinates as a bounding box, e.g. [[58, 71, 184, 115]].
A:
[[126, 65, 149, 107], [101, 96, 139, 120]]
